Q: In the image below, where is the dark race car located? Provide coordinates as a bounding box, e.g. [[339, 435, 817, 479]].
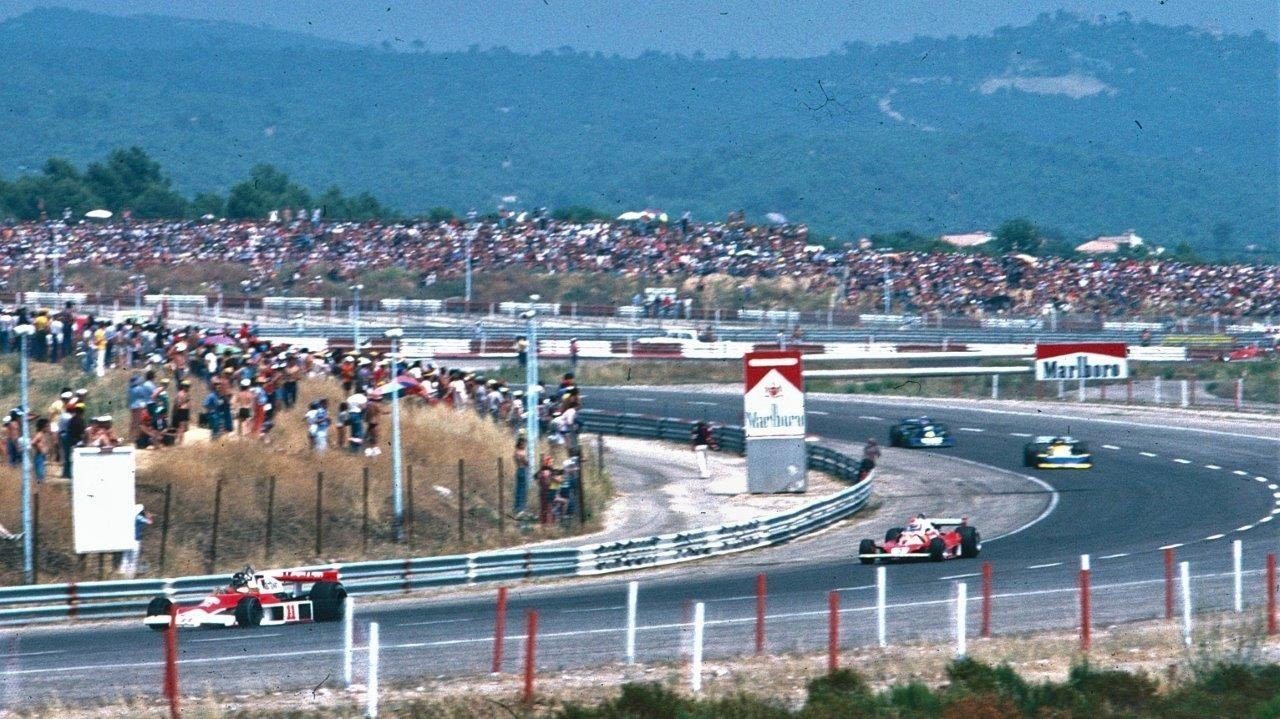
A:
[[143, 566, 346, 630], [888, 417, 955, 448], [858, 515, 981, 563], [1023, 435, 1093, 469]]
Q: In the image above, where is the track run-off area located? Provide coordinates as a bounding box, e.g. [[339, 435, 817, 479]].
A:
[[2, 388, 1277, 703]]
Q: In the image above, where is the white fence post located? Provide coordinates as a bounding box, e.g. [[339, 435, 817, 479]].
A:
[[1180, 561, 1193, 647], [366, 622, 380, 718], [690, 602, 705, 693], [343, 596, 354, 687], [991, 374, 999, 400], [1057, 379, 1064, 399], [1077, 376, 1085, 403], [876, 566, 887, 648], [1154, 376, 1162, 404], [625, 581, 638, 665], [1235, 378, 1244, 411], [1233, 540, 1244, 613], [1180, 379, 1189, 408], [955, 582, 968, 659]]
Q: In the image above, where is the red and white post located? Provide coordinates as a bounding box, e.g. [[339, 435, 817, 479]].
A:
[[625, 580, 638, 665], [522, 609, 538, 705], [492, 586, 508, 673], [755, 573, 766, 655], [342, 596, 355, 686], [981, 562, 993, 639], [366, 622, 380, 719], [1233, 540, 1244, 613], [954, 582, 968, 659], [1164, 547, 1176, 620], [1079, 554, 1092, 652], [164, 604, 180, 719], [827, 590, 840, 674], [1180, 561, 1193, 646], [691, 602, 706, 692], [876, 565, 887, 648], [1267, 553, 1277, 636]]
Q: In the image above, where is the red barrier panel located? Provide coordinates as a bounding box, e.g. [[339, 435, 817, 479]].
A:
[[981, 562, 993, 638], [1268, 554, 1277, 636], [755, 574, 766, 655], [522, 609, 538, 705], [164, 604, 180, 719], [827, 591, 840, 674], [492, 586, 508, 674], [1079, 561, 1092, 652], [1165, 548, 1176, 620]]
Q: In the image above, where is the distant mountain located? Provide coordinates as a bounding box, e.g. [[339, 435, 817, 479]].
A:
[[0, 8, 1274, 257]]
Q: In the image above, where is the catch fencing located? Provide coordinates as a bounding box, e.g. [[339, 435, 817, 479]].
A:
[[0, 411, 869, 626]]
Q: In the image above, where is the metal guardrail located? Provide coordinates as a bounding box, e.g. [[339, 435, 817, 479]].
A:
[[0, 411, 870, 626]]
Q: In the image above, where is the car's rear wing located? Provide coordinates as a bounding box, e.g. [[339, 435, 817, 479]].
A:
[[273, 569, 340, 584]]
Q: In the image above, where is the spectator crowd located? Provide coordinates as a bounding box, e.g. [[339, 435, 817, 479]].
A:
[[0, 213, 1275, 319]]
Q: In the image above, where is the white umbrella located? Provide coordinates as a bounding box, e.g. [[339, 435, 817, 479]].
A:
[[85, 209, 113, 219], [616, 211, 646, 221], [765, 212, 788, 224]]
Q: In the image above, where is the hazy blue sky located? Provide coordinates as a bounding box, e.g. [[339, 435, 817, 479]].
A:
[[0, 0, 1274, 56]]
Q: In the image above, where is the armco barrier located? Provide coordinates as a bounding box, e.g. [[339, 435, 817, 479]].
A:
[[0, 411, 869, 626]]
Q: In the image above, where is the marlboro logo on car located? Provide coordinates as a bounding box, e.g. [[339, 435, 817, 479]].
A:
[[743, 351, 805, 437], [1034, 343, 1128, 381]]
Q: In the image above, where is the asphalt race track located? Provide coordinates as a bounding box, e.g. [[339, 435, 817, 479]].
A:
[[2, 389, 1278, 705]]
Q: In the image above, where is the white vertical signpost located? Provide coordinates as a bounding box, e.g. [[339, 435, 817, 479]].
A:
[[743, 351, 807, 493]]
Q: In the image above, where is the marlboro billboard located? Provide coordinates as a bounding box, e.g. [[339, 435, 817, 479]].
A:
[[743, 351, 805, 438], [1035, 343, 1128, 381]]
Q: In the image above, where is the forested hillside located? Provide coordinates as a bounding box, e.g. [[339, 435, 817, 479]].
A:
[[0, 8, 1274, 257]]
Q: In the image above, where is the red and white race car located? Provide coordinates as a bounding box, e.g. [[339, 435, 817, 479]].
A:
[[144, 566, 347, 630], [858, 516, 981, 563]]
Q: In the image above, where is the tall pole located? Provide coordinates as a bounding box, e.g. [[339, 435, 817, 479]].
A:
[[352, 285, 363, 352], [464, 230, 473, 305], [525, 312, 539, 476], [18, 327, 34, 583], [389, 332, 404, 541], [881, 261, 891, 314]]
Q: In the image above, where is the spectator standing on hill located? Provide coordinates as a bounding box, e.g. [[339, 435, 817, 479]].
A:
[[536, 455, 555, 526], [119, 504, 153, 578], [61, 404, 86, 478], [512, 436, 529, 514]]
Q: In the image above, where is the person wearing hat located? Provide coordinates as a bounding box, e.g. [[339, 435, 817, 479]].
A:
[[61, 404, 86, 478], [569, 337, 579, 371], [88, 415, 119, 448], [4, 409, 21, 466], [46, 389, 72, 464], [119, 503, 153, 578], [233, 379, 254, 437]]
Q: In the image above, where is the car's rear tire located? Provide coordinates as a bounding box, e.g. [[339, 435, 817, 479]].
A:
[[884, 527, 903, 543], [146, 596, 173, 632], [958, 526, 981, 558], [858, 538, 877, 565], [1023, 449, 1036, 467], [928, 537, 946, 562], [888, 428, 900, 447], [309, 581, 347, 622], [234, 597, 263, 628]]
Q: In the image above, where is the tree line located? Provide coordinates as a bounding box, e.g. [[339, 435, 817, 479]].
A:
[[0, 148, 395, 222]]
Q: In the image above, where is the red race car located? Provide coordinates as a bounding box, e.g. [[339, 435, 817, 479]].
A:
[[858, 516, 981, 563], [143, 566, 347, 630]]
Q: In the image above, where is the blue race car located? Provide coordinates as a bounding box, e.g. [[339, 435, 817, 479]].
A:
[[1023, 436, 1093, 469], [888, 417, 955, 448]]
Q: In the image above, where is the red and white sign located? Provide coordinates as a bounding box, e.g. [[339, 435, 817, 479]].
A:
[[743, 351, 806, 438], [1035, 343, 1128, 381]]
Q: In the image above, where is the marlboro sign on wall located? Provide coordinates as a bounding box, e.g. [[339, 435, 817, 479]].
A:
[[743, 351, 805, 438], [1034, 343, 1128, 381]]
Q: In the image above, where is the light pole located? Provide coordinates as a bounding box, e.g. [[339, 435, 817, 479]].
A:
[[385, 327, 405, 541], [881, 260, 891, 314], [350, 284, 364, 352], [14, 323, 34, 583], [464, 229, 474, 307], [521, 295, 541, 475]]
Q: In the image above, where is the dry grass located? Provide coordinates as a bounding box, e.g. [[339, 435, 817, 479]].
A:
[[0, 375, 609, 584]]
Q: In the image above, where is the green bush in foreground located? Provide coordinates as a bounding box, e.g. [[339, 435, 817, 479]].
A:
[[212, 660, 1280, 718]]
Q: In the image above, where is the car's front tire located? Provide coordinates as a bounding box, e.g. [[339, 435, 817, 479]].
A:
[[309, 581, 347, 622], [928, 537, 946, 562], [234, 597, 263, 628], [858, 539, 877, 565], [146, 596, 173, 631]]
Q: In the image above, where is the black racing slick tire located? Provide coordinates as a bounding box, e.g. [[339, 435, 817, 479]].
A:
[[958, 526, 981, 558], [928, 537, 946, 562], [885, 527, 903, 543], [859, 539, 877, 565], [234, 597, 264, 628], [146, 596, 173, 631], [309, 581, 347, 622], [888, 428, 900, 447]]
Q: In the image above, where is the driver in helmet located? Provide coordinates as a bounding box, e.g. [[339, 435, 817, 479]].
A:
[[229, 566, 258, 593], [905, 514, 936, 539]]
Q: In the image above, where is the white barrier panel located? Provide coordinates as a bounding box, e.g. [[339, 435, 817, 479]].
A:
[[381, 299, 443, 313], [263, 296, 325, 309], [144, 294, 207, 308], [1129, 346, 1188, 362], [21, 292, 87, 307], [1104, 321, 1164, 331]]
